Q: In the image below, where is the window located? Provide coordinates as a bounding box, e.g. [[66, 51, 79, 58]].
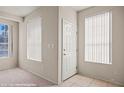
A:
[[27, 17, 42, 62], [85, 11, 112, 64], [0, 23, 12, 57]]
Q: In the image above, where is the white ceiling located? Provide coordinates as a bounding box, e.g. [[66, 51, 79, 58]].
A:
[[69, 6, 91, 11], [0, 6, 91, 17], [0, 6, 40, 17]]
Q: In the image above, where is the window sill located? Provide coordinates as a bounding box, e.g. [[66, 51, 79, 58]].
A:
[[84, 61, 112, 65], [26, 59, 42, 63], [0, 56, 11, 59]]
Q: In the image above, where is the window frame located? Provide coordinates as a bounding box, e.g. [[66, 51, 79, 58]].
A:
[[0, 22, 12, 58], [84, 11, 112, 64]]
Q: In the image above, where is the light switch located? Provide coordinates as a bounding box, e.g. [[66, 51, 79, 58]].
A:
[[48, 44, 51, 48], [51, 44, 55, 48]]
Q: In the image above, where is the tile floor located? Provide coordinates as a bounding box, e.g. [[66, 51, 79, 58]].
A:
[[57, 75, 120, 87]]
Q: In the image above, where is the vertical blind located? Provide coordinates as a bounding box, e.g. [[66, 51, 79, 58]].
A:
[[27, 16, 42, 62], [85, 11, 112, 64]]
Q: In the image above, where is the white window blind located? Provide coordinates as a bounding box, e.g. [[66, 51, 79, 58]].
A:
[[85, 11, 112, 64], [27, 16, 42, 62]]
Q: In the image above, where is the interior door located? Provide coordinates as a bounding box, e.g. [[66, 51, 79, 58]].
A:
[[62, 19, 77, 81]]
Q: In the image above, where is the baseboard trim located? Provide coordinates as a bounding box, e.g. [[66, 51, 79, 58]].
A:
[[79, 72, 124, 86], [20, 67, 58, 85], [0, 66, 17, 71]]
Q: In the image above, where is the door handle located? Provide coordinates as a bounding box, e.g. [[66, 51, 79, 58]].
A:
[[64, 53, 67, 55]]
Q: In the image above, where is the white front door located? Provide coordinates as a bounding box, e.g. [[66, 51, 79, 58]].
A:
[[62, 19, 77, 80]]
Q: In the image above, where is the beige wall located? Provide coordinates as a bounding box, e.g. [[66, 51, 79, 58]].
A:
[[19, 6, 58, 84], [0, 18, 18, 70], [58, 7, 77, 83], [78, 6, 124, 85], [19, 6, 77, 84]]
